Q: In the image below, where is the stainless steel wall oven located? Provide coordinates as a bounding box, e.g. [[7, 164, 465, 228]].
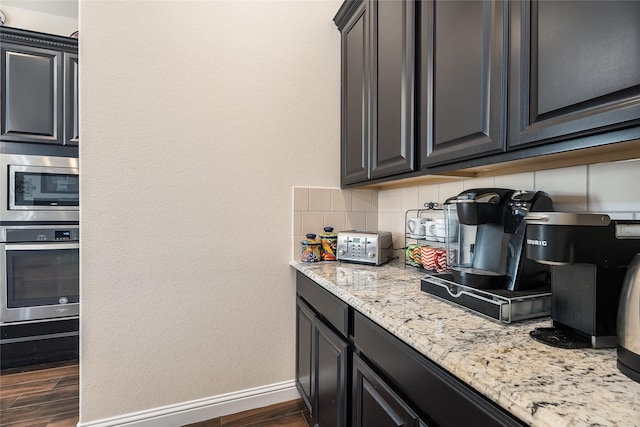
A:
[[0, 225, 79, 324], [1, 154, 79, 223]]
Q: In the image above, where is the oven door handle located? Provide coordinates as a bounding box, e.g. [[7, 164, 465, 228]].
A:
[[4, 242, 79, 251]]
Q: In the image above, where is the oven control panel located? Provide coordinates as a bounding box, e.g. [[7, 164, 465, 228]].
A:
[[2, 226, 79, 243]]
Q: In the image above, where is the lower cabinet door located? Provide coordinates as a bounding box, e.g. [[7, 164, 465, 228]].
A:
[[295, 298, 315, 411], [315, 320, 349, 427], [353, 354, 423, 427]]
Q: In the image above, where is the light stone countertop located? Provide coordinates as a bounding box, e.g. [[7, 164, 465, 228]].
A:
[[291, 259, 640, 427]]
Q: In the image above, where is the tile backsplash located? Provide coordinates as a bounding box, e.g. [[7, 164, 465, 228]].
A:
[[292, 157, 640, 260], [293, 187, 378, 260]]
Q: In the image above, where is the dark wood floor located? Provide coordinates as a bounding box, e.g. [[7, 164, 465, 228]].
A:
[[0, 361, 311, 427]]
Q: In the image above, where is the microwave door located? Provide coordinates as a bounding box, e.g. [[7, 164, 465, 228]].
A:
[[9, 165, 79, 210]]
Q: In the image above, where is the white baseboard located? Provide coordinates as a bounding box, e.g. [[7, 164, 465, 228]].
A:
[[77, 379, 300, 427]]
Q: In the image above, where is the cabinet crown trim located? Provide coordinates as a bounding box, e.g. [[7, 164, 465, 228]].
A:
[[334, 0, 364, 30], [0, 26, 78, 51]]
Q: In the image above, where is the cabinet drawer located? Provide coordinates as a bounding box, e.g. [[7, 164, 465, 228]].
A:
[[354, 311, 525, 427], [296, 271, 350, 337]]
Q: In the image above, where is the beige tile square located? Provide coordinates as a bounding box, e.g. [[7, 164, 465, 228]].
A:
[[346, 212, 367, 230], [379, 188, 402, 212], [366, 212, 378, 230], [323, 212, 347, 233], [588, 160, 640, 213], [293, 187, 309, 211], [463, 176, 495, 190], [438, 181, 464, 205], [535, 166, 587, 211], [331, 189, 352, 212], [401, 186, 421, 212], [494, 172, 535, 190], [301, 212, 324, 236], [293, 211, 302, 236], [352, 189, 374, 212], [379, 212, 404, 236], [309, 188, 332, 211]]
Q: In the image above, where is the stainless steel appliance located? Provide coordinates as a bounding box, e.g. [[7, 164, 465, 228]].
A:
[[525, 213, 640, 348], [618, 253, 640, 383], [1, 224, 79, 323], [0, 154, 79, 222], [336, 230, 393, 265], [444, 188, 554, 291]]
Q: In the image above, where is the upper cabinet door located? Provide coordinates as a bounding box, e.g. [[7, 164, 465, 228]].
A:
[[509, 0, 640, 148], [421, 0, 507, 167], [370, 0, 415, 179], [1, 43, 63, 145], [64, 53, 79, 146], [341, 1, 370, 186]]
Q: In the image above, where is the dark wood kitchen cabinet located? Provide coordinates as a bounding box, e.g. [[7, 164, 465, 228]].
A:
[[508, 0, 640, 149], [352, 353, 424, 427], [64, 53, 79, 146], [353, 311, 525, 427], [335, 0, 416, 186], [1, 27, 78, 146], [421, 0, 640, 170], [420, 0, 507, 167], [296, 272, 349, 427], [334, 0, 640, 185], [295, 271, 526, 427]]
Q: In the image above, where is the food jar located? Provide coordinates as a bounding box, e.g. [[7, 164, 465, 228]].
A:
[[319, 227, 337, 261], [301, 233, 322, 262]]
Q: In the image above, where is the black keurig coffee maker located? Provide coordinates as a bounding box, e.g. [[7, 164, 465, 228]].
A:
[[444, 188, 554, 291], [525, 213, 640, 348]]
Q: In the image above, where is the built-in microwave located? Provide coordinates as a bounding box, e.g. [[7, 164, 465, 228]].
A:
[[1, 154, 79, 222]]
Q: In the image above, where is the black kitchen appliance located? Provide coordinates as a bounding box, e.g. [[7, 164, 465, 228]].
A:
[[525, 213, 640, 348], [444, 188, 554, 291], [419, 189, 555, 323]]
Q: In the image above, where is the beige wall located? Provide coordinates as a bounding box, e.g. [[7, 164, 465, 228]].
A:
[[1, 1, 77, 36], [80, 0, 340, 423]]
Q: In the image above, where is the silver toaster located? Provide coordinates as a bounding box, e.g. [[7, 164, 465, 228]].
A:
[[336, 230, 393, 266]]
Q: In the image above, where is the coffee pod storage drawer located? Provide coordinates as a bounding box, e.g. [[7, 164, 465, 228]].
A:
[[420, 273, 552, 323]]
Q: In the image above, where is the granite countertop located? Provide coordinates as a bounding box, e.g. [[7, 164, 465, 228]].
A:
[[291, 259, 640, 427]]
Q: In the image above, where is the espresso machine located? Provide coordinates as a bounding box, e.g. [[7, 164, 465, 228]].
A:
[[444, 188, 554, 291], [525, 213, 640, 348]]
